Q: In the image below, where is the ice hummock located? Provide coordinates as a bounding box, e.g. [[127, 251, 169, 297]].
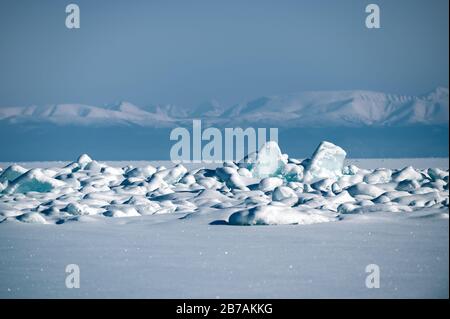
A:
[[303, 141, 347, 183], [0, 142, 448, 226], [77, 153, 93, 168], [3, 169, 65, 194], [228, 204, 334, 226], [250, 141, 288, 178], [0, 164, 28, 183]]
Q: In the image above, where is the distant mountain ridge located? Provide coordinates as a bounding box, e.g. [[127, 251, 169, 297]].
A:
[[0, 87, 448, 128]]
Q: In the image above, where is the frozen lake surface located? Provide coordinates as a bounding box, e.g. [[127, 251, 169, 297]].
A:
[[0, 153, 448, 298], [0, 208, 448, 298]]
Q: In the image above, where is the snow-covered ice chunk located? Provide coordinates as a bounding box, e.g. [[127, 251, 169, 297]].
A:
[[342, 165, 359, 175], [146, 175, 168, 192], [215, 166, 236, 181], [331, 182, 343, 194], [422, 180, 447, 191], [227, 174, 249, 191], [364, 168, 392, 184], [337, 203, 361, 214], [427, 168, 448, 181], [126, 165, 156, 179], [251, 141, 288, 178], [228, 204, 333, 225], [287, 182, 304, 192], [346, 183, 384, 198], [3, 169, 66, 194], [193, 189, 232, 208], [195, 177, 220, 189], [259, 177, 283, 192], [299, 190, 355, 211], [373, 194, 391, 204], [341, 203, 412, 214], [288, 157, 301, 165], [223, 161, 239, 170], [281, 164, 304, 182], [134, 202, 163, 215], [237, 151, 258, 168], [392, 192, 442, 207], [237, 167, 253, 178], [180, 174, 196, 185], [392, 166, 423, 182], [0, 164, 28, 183], [243, 194, 271, 206], [162, 164, 188, 184], [395, 180, 420, 192], [104, 205, 141, 218], [329, 190, 356, 205], [303, 141, 347, 183], [0, 202, 23, 217], [84, 160, 105, 172], [63, 162, 80, 172], [311, 178, 335, 193], [272, 186, 298, 206], [216, 166, 249, 190], [101, 166, 124, 176], [62, 203, 99, 216], [77, 154, 93, 169], [335, 174, 364, 189], [16, 212, 48, 224]]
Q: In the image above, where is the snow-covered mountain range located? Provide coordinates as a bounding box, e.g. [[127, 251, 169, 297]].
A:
[[0, 88, 448, 128]]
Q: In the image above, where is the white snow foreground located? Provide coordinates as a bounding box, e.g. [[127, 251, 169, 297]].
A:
[[0, 142, 448, 226]]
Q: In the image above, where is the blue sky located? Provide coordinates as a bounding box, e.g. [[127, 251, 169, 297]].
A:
[[0, 0, 448, 107]]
